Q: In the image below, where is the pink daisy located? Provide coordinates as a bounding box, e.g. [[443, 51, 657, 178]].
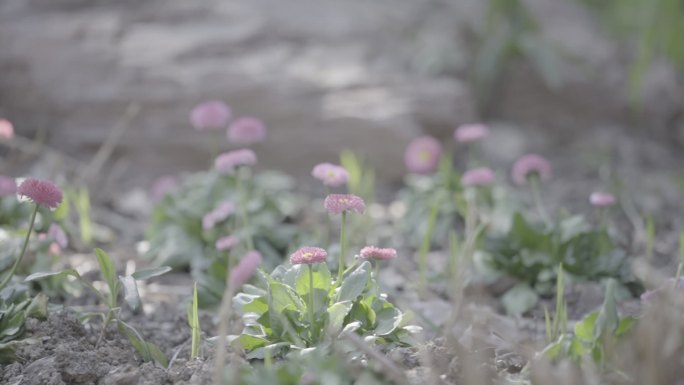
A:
[[215, 149, 257, 175], [324, 194, 366, 215], [229, 251, 262, 289], [0, 176, 17, 196], [589, 192, 616, 208], [227, 117, 267, 144], [290, 246, 328, 265], [311, 163, 349, 187], [454, 123, 489, 144], [17, 178, 63, 209], [404, 136, 442, 174], [511, 154, 551, 186], [190, 100, 231, 131], [461, 167, 495, 187], [359, 246, 397, 260], [0, 119, 14, 140], [216, 235, 240, 251]]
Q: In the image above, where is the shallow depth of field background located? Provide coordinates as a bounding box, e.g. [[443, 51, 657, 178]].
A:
[[1, 0, 682, 194]]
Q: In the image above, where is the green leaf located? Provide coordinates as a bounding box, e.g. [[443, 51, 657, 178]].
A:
[[24, 269, 80, 283], [575, 311, 598, 342], [374, 306, 402, 336], [26, 293, 49, 320], [131, 266, 172, 281], [231, 334, 269, 350], [594, 279, 619, 340], [501, 283, 539, 315], [117, 322, 168, 367], [338, 261, 371, 302], [326, 301, 353, 335], [245, 342, 290, 360], [268, 281, 306, 315], [95, 248, 119, 301], [189, 283, 201, 360], [296, 263, 331, 294], [233, 293, 268, 316], [119, 275, 141, 313], [615, 317, 635, 337]]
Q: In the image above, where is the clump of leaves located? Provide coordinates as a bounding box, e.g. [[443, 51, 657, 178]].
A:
[[0, 289, 48, 363], [481, 212, 638, 314], [230, 260, 418, 359], [26, 248, 171, 367], [144, 169, 302, 305], [233, 345, 396, 385], [542, 279, 635, 365]]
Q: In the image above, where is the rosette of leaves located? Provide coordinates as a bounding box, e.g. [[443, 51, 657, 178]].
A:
[[230, 260, 417, 359], [480, 212, 638, 314], [234, 345, 395, 385], [144, 169, 302, 305]]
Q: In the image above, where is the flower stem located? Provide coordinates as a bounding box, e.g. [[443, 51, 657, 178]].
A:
[[235, 171, 254, 250], [307, 264, 316, 342], [529, 175, 551, 226], [0, 204, 39, 290], [337, 211, 347, 283]]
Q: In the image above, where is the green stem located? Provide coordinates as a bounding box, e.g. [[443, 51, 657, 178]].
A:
[[373, 261, 380, 281], [0, 204, 39, 290], [337, 212, 347, 283], [418, 199, 439, 296], [96, 309, 114, 347], [236, 171, 254, 250], [529, 176, 551, 226], [307, 264, 316, 343]]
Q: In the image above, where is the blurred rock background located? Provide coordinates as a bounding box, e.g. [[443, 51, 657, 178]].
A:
[[0, 0, 682, 189]]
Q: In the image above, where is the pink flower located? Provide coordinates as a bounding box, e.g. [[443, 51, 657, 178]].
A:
[[589, 192, 616, 208], [641, 278, 684, 302], [461, 167, 495, 187], [0, 119, 14, 140], [290, 247, 327, 265], [359, 246, 397, 260], [190, 100, 231, 131], [202, 201, 235, 230], [150, 175, 179, 202], [48, 223, 68, 248], [17, 178, 63, 209], [216, 235, 239, 251], [404, 136, 442, 174], [311, 163, 349, 187], [324, 194, 366, 215], [454, 123, 489, 144], [229, 251, 262, 289], [215, 149, 257, 175], [511, 154, 551, 186], [49, 242, 62, 256], [0, 176, 17, 196], [227, 117, 267, 144]]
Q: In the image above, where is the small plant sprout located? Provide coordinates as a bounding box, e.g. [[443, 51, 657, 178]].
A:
[[290, 247, 328, 338], [404, 136, 443, 175], [359, 246, 397, 279], [227, 117, 267, 145], [324, 194, 366, 282], [0, 178, 63, 290], [188, 283, 201, 360], [512, 153, 552, 224], [544, 263, 567, 344], [214, 250, 262, 385]]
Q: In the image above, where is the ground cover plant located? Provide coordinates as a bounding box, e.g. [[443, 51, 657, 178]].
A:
[[1, 93, 684, 385]]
